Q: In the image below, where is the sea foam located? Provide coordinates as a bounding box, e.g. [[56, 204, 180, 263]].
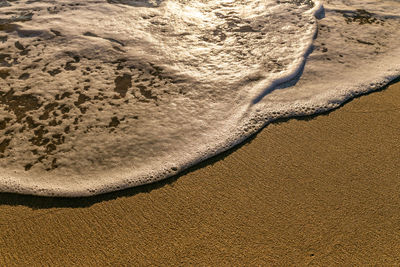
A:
[[0, 0, 399, 196]]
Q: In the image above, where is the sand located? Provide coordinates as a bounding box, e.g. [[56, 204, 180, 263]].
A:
[[0, 80, 399, 266]]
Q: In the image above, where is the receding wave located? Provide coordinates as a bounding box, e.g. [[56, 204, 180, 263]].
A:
[[0, 0, 399, 196]]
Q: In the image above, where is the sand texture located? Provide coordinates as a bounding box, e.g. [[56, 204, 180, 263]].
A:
[[0, 81, 399, 266]]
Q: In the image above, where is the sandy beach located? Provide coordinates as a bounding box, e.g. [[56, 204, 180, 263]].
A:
[[0, 80, 399, 265]]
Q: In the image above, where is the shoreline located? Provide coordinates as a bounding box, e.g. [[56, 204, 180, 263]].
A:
[[1, 0, 400, 197], [1, 75, 398, 198], [0, 80, 399, 265]]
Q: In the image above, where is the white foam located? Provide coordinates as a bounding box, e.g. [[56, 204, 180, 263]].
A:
[[0, 0, 399, 196]]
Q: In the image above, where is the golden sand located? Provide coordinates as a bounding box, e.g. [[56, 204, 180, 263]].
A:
[[0, 81, 399, 266]]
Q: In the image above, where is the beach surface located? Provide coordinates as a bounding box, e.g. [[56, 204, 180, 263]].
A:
[[0, 81, 399, 265]]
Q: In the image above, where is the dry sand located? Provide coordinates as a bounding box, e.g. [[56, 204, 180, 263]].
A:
[[0, 80, 399, 266]]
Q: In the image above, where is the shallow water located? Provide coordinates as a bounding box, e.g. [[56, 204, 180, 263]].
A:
[[0, 0, 399, 196]]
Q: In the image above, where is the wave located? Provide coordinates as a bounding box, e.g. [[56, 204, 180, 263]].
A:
[[0, 0, 399, 196]]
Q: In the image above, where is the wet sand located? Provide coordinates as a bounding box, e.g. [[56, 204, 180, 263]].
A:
[[0, 80, 399, 266]]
